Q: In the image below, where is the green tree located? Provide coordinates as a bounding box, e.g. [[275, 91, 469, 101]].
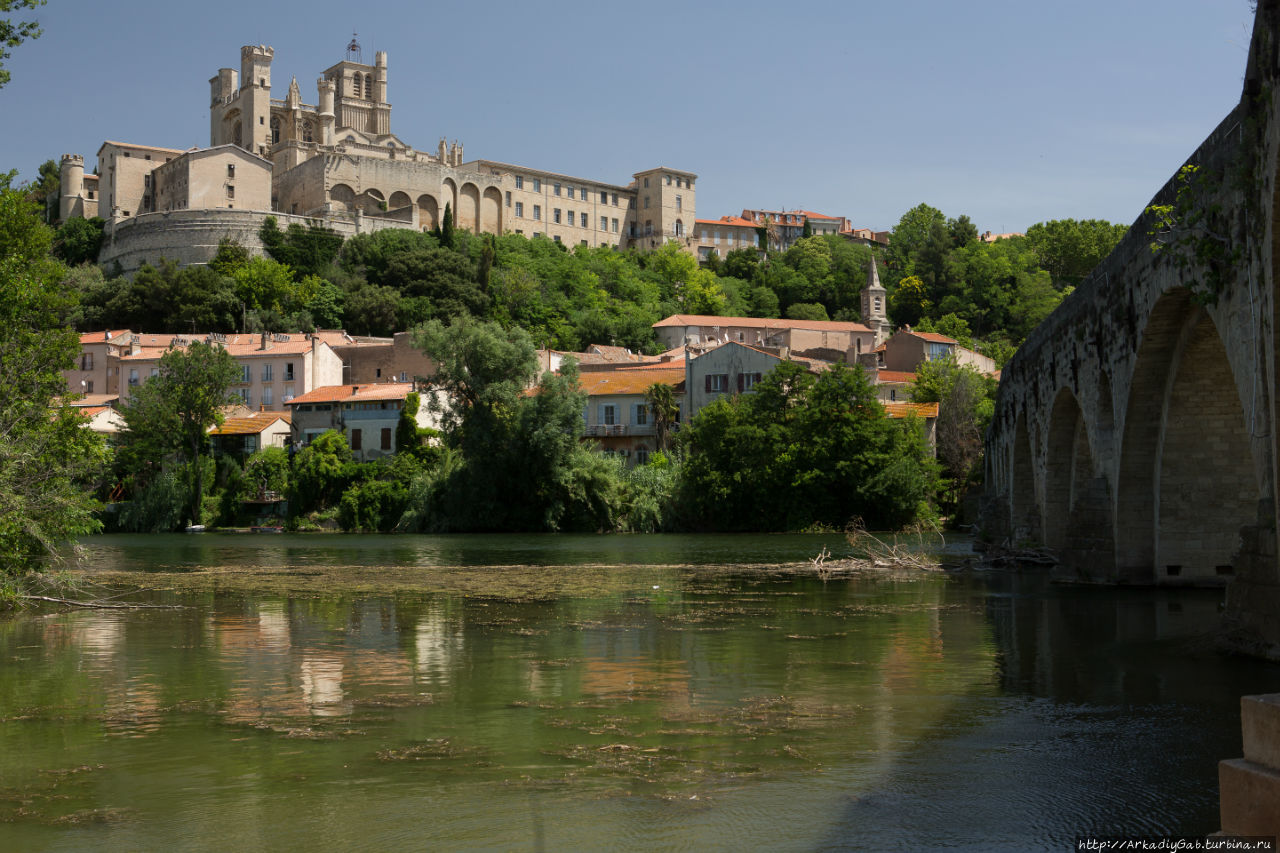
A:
[[27, 158, 58, 223], [644, 381, 679, 453], [1024, 218, 1129, 290], [785, 302, 829, 322], [0, 185, 106, 580], [118, 341, 240, 525], [678, 361, 936, 531], [52, 216, 104, 265], [290, 430, 355, 516], [258, 216, 343, 278], [910, 356, 997, 509], [0, 0, 43, 89]]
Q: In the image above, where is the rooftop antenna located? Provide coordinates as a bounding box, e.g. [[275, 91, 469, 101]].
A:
[[346, 32, 362, 63]]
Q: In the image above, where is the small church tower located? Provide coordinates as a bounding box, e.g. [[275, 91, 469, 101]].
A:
[[861, 256, 892, 347]]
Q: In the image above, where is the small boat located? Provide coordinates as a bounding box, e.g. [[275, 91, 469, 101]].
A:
[[184, 524, 206, 533]]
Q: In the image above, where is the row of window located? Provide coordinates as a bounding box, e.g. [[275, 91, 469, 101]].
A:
[[512, 175, 623, 207], [512, 202, 622, 233], [705, 372, 762, 394], [641, 174, 692, 189], [232, 386, 296, 407], [239, 364, 296, 382]]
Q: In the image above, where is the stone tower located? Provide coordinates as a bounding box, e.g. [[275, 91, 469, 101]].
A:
[[58, 154, 85, 222], [861, 256, 892, 346], [209, 45, 274, 156]]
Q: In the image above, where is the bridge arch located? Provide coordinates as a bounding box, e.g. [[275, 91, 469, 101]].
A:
[[1117, 288, 1258, 584], [1011, 412, 1040, 543], [1043, 388, 1092, 551]]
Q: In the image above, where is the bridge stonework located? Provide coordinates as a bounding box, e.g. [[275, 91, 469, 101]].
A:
[[981, 1, 1280, 659]]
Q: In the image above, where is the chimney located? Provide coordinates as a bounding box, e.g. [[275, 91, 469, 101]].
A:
[[260, 331, 268, 350], [105, 330, 112, 340]]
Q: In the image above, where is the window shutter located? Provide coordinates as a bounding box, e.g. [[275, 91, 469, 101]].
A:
[[737, 373, 744, 393], [705, 375, 712, 393]]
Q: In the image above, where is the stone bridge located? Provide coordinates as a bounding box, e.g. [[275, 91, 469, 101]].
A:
[[980, 2, 1280, 659]]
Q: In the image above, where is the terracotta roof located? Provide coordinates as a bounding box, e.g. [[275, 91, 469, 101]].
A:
[[654, 314, 871, 333], [906, 331, 959, 345], [876, 371, 917, 384], [100, 140, 187, 154], [694, 216, 758, 228], [884, 402, 940, 419], [287, 383, 413, 405], [77, 406, 112, 419], [223, 340, 317, 357], [796, 210, 843, 221], [64, 393, 119, 408], [578, 367, 685, 397], [79, 330, 131, 344], [209, 414, 290, 436]]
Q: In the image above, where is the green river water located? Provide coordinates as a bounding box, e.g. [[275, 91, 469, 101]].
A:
[[1, 533, 1278, 851]]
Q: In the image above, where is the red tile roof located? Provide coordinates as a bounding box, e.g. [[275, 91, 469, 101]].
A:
[[208, 413, 291, 436], [79, 330, 131, 345], [877, 371, 917, 384], [578, 367, 685, 396], [654, 314, 871, 333], [884, 402, 939, 419], [694, 215, 758, 228], [907, 331, 959, 344], [287, 383, 413, 406]]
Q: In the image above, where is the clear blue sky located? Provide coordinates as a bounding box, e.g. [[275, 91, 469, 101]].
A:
[[0, 1, 1258, 234]]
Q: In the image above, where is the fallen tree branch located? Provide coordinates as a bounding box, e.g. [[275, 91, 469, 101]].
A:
[[19, 595, 186, 610]]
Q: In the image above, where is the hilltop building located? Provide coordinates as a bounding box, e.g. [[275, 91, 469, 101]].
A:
[[59, 39, 697, 273]]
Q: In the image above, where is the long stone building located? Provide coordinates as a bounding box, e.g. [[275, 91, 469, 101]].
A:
[[59, 39, 697, 272]]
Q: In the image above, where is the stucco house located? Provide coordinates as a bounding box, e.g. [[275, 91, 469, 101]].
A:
[[208, 411, 292, 460], [286, 382, 435, 462], [880, 330, 997, 375], [578, 365, 685, 465]]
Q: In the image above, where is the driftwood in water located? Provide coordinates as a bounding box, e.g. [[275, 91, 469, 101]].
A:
[[979, 542, 1058, 568], [812, 524, 944, 579], [20, 595, 185, 610]]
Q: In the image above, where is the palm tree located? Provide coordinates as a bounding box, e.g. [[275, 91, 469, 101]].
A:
[[644, 382, 680, 453]]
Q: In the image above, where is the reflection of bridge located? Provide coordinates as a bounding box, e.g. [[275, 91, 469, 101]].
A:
[[981, 2, 1280, 658]]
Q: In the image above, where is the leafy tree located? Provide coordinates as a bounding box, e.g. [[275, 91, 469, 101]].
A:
[[0, 185, 106, 579], [785, 302, 829, 322], [52, 216, 104, 265], [406, 318, 622, 531], [910, 356, 997, 509], [209, 237, 250, 276], [1024, 218, 1129, 290], [118, 341, 240, 525], [801, 218, 813, 239], [290, 430, 355, 516], [678, 361, 936, 531], [258, 216, 343, 278], [27, 158, 58, 223], [0, 0, 43, 89], [886, 203, 945, 285]]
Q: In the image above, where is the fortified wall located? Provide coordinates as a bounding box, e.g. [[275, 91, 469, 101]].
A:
[[98, 208, 407, 276]]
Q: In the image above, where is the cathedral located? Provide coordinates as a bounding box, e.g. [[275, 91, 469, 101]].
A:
[[60, 39, 697, 273]]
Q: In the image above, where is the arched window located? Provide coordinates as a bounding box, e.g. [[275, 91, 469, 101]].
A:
[[674, 219, 684, 237], [233, 121, 243, 148], [364, 74, 373, 99], [302, 121, 314, 143], [270, 115, 281, 145]]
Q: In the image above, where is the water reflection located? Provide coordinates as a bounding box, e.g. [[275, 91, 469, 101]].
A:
[[2, 537, 1279, 850]]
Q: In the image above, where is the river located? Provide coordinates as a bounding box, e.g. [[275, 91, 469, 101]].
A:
[[1, 533, 1277, 851]]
